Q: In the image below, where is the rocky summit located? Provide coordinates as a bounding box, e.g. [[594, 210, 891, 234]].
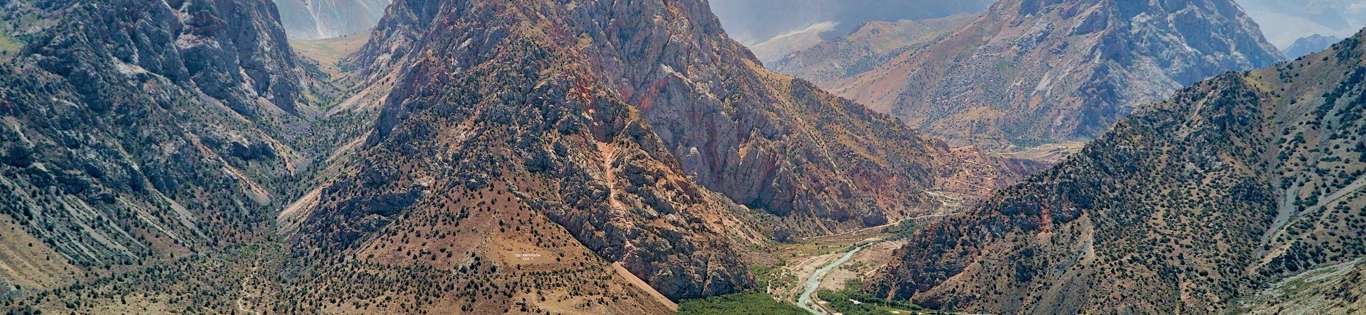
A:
[[835, 0, 1283, 148], [868, 30, 1366, 314]]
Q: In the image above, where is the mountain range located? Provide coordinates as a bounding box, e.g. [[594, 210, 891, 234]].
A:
[[1284, 34, 1346, 60], [0, 0, 1361, 314], [1, 0, 1029, 312]]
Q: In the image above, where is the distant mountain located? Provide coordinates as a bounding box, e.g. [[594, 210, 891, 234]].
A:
[[709, 0, 994, 62], [768, 15, 973, 92], [746, 21, 839, 63], [869, 31, 1366, 313], [274, 0, 389, 40], [835, 0, 1283, 148], [1283, 34, 1344, 60], [1237, 0, 1366, 48]]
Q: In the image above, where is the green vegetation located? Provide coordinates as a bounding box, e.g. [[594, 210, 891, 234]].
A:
[[818, 280, 939, 315], [751, 265, 778, 287], [677, 292, 806, 315], [882, 220, 918, 239]]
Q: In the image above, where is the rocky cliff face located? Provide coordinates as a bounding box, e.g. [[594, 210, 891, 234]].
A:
[[837, 0, 1283, 147], [273, 0, 390, 40], [0, 0, 319, 297], [868, 30, 1366, 314], [356, 0, 1034, 237]]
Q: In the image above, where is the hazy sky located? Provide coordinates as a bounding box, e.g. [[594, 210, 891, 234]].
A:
[[709, 0, 1366, 49], [1236, 0, 1366, 47]]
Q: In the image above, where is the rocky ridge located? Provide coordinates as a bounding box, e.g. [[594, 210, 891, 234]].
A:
[[868, 29, 1366, 314]]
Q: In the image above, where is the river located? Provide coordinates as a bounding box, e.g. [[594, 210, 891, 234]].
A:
[[796, 243, 871, 315]]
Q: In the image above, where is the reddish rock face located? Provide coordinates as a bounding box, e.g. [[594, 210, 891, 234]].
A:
[[357, 0, 1033, 239]]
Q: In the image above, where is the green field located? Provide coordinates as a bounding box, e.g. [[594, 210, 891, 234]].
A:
[[677, 292, 807, 315]]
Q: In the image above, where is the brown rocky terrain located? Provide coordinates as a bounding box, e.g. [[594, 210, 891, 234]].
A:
[[836, 0, 1283, 148], [287, 0, 763, 308], [868, 29, 1366, 314]]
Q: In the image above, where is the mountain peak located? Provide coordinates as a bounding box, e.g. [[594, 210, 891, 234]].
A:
[[355, 0, 1033, 236], [833, 0, 1282, 147]]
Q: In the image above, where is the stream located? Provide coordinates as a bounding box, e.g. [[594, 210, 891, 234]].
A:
[[796, 243, 871, 315]]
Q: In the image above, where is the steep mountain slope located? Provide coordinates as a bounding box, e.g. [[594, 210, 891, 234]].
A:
[[265, 1, 768, 313], [0, 0, 324, 297], [357, 0, 1037, 237], [273, 0, 390, 40], [1284, 34, 1344, 60], [768, 15, 973, 91], [837, 0, 1282, 147], [868, 30, 1366, 314]]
